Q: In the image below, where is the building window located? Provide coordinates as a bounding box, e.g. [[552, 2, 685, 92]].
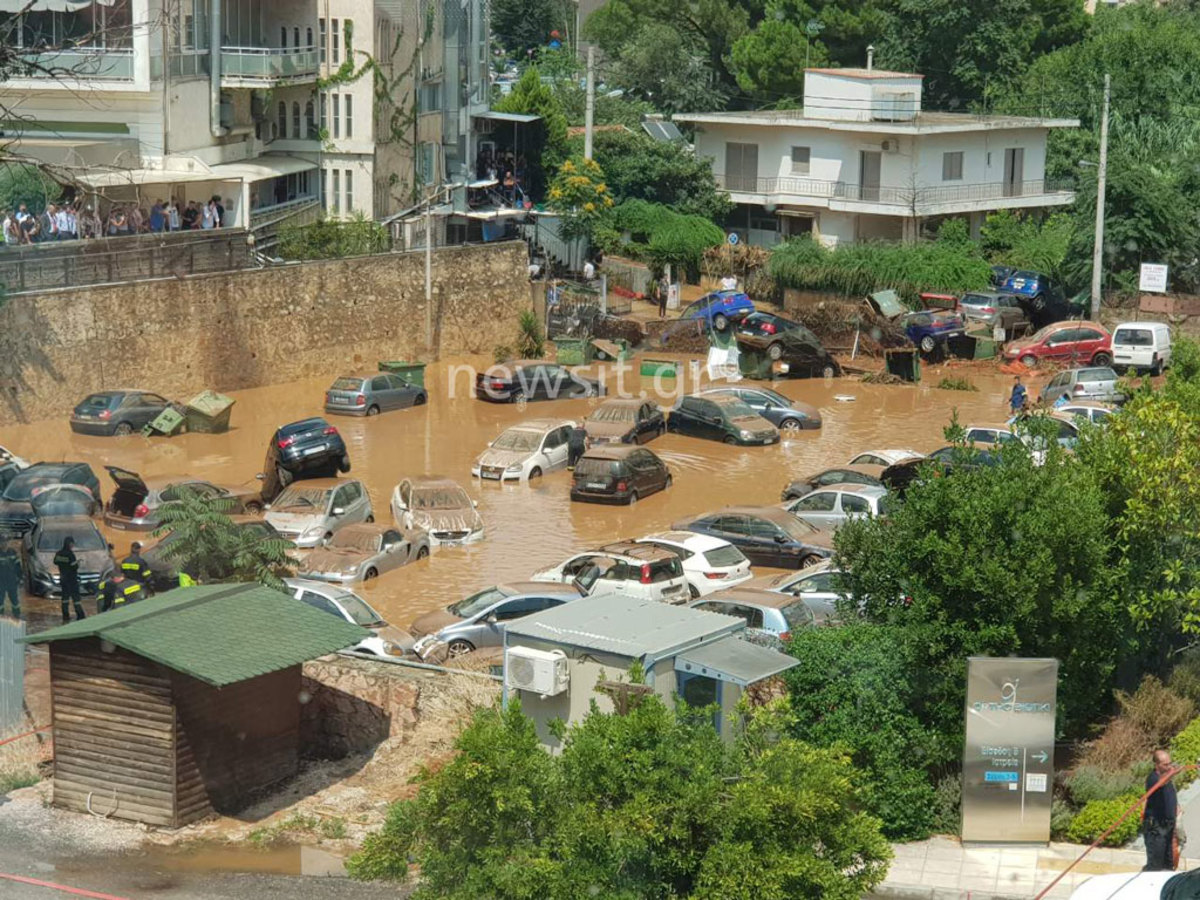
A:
[[724, 142, 759, 193], [344, 19, 353, 57], [319, 18, 326, 63], [319, 94, 327, 133], [277, 101, 286, 139], [292, 102, 300, 139], [322, 168, 328, 209], [332, 18, 339, 64], [344, 94, 352, 138], [305, 100, 316, 138], [332, 94, 340, 138], [306, 26, 312, 49], [280, 25, 287, 48], [943, 151, 964, 182], [790, 146, 811, 175], [344, 169, 353, 211], [332, 169, 340, 213], [293, 27, 300, 50]]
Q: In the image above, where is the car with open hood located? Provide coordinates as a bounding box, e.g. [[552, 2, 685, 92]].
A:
[[532, 541, 689, 603], [296, 523, 429, 583], [408, 580, 590, 659], [390, 476, 483, 545], [264, 477, 373, 548], [283, 578, 414, 658], [471, 418, 577, 482], [474, 360, 603, 403], [583, 398, 665, 445], [0, 462, 101, 538], [672, 505, 834, 569], [29, 484, 101, 521], [22, 516, 114, 597], [781, 464, 885, 502], [140, 516, 287, 591], [667, 394, 779, 446], [700, 386, 821, 434], [102, 466, 262, 531]]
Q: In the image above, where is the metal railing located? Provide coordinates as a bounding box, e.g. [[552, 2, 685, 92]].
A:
[[17, 47, 134, 80], [220, 46, 319, 82], [716, 174, 1074, 207]]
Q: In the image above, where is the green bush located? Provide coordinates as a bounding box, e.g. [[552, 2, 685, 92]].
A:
[[1064, 766, 1142, 806], [609, 199, 723, 280], [1170, 718, 1200, 788], [1050, 799, 1076, 840], [930, 774, 962, 835], [1064, 795, 1141, 847], [1169, 649, 1200, 708]]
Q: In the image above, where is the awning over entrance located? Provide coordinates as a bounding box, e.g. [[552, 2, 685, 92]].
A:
[[75, 155, 316, 189], [0, 0, 116, 11], [209, 155, 317, 182], [474, 111, 542, 124], [674, 636, 799, 687]]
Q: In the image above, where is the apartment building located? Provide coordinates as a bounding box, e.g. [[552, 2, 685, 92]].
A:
[[675, 68, 1079, 247]]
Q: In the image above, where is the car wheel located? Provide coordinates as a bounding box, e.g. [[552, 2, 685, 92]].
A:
[[414, 393, 427, 406], [528, 467, 542, 480], [713, 313, 729, 331], [688, 584, 700, 600], [416, 546, 429, 560], [664, 474, 673, 488], [779, 418, 802, 434], [1092, 352, 1112, 367], [113, 422, 134, 436], [364, 567, 378, 580], [322, 532, 333, 545], [920, 335, 936, 353], [366, 405, 380, 417], [723, 436, 738, 445], [1152, 358, 1164, 377], [767, 342, 783, 361], [244, 501, 263, 515], [627, 490, 638, 506], [447, 639, 475, 658], [1020, 354, 1038, 369], [822, 363, 837, 379], [338, 455, 351, 473], [511, 389, 525, 404], [800, 553, 822, 568], [366, 514, 375, 523]]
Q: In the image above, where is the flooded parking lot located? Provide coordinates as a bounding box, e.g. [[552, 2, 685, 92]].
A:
[[2, 356, 1021, 631]]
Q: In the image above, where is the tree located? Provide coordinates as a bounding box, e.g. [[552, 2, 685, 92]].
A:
[[492, 0, 568, 55], [495, 66, 570, 173], [0, 164, 61, 215], [603, 23, 730, 114], [730, 12, 829, 105], [151, 487, 294, 588], [277, 213, 389, 260], [348, 696, 893, 899], [980, 210, 1075, 280], [546, 156, 614, 242]]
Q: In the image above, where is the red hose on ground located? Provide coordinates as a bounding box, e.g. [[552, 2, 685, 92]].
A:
[[0, 871, 131, 899], [0, 725, 51, 747], [1033, 763, 1198, 900]]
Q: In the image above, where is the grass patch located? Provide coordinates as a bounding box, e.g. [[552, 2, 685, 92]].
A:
[[0, 728, 47, 795], [935, 376, 978, 392], [246, 813, 348, 845]]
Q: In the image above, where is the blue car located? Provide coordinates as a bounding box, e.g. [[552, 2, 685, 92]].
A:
[[899, 310, 965, 353], [999, 270, 1084, 328], [679, 291, 755, 331]]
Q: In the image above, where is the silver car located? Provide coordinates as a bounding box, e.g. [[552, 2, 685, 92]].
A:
[[688, 587, 817, 639], [283, 578, 414, 657], [264, 477, 373, 547], [325, 372, 428, 417], [781, 483, 890, 529], [1038, 367, 1124, 405], [296, 523, 430, 583]]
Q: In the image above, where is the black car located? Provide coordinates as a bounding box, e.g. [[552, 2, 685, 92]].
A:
[[736, 314, 838, 377], [70, 390, 172, 436], [570, 445, 672, 505], [781, 464, 885, 501], [667, 395, 779, 446], [700, 387, 821, 433], [672, 506, 833, 569], [475, 360, 604, 403], [583, 399, 665, 445], [260, 417, 350, 504], [880, 446, 1000, 496], [0, 462, 101, 537], [0, 462, 19, 496], [769, 329, 842, 378], [142, 516, 287, 591]]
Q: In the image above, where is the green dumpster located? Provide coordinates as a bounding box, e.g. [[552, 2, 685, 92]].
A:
[[555, 339, 594, 366], [641, 358, 678, 378], [738, 349, 777, 380], [184, 391, 235, 434], [885, 348, 921, 383], [378, 361, 427, 387], [144, 407, 186, 437], [591, 338, 630, 362]]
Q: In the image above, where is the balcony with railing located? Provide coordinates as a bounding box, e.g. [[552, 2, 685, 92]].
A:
[[220, 46, 319, 86], [17, 47, 135, 81]]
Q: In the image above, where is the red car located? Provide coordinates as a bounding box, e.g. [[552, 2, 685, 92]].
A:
[[1003, 321, 1113, 368]]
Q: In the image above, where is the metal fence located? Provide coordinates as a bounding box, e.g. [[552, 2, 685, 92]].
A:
[[0, 617, 25, 735]]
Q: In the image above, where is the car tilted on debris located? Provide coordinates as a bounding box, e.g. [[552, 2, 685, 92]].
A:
[[283, 578, 414, 657], [264, 477, 373, 548]]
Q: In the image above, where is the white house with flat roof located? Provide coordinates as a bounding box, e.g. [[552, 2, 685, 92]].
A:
[[673, 68, 1079, 248]]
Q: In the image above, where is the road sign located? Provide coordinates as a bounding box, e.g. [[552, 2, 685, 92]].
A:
[[1140, 263, 1169, 293], [961, 657, 1058, 843], [728, 232, 739, 245]]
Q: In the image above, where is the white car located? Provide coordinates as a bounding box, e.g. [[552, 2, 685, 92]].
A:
[[963, 424, 1020, 447], [1112, 320, 1171, 374], [633, 531, 752, 598], [1057, 402, 1114, 426], [391, 476, 484, 544], [471, 418, 576, 483], [531, 541, 690, 604], [264, 477, 374, 548], [0, 445, 29, 469], [782, 483, 890, 529], [1069, 872, 1178, 900], [283, 578, 413, 657], [746, 559, 849, 624], [848, 449, 923, 467]]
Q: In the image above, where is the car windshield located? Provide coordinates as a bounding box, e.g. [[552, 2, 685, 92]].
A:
[[775, 514, 820, 539], [711, 397, 758, 419], [781, 600, 816, 630], [574, 458, 619, 477], [449, 586, 509, 618], [333, 592, 383, 627], [329, 530, 381, 552], [273, 486, 330, 511], [590, 404, 636, 423], [4, 472, 68, 501], [39, 528, 104, 551], [331, 378, 364, 391], [491, 429, 541, 452], [412, 486, 469, 510]]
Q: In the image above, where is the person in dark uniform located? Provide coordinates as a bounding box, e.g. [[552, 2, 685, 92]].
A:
[[120, 541, 153, 590], [53, 536, 86, 623], [567, 424, 588, 470], [1144, 748, 1181, 871], [0, 533, 21, 618], [98, 571, 144, 613]]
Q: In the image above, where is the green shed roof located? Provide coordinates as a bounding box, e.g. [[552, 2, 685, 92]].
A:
[[24, 583, 368, 687]]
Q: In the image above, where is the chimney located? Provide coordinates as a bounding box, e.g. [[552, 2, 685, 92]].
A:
[[867, 45, 875, 71]]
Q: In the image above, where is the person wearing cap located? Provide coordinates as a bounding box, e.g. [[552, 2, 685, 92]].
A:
[[0, 532, 21, 618], [120, 541, 153, 588]]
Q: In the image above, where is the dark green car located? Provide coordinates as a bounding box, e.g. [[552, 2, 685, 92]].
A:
[[666, 395, 780, 446]]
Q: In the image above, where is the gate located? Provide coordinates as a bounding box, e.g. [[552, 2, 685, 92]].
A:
[[0, 617, 25, 735]]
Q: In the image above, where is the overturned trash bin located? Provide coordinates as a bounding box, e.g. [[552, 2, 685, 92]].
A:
[[378, 361, 427, 388], [143, 406, 186, 437], [184, 391, 235, 434], [885, 348, 921, 383]]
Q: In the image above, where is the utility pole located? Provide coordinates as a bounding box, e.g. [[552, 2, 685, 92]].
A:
[[1090, 73, 1110, 320], [425, 200, 433, 351], [584, 45, 595, 160]]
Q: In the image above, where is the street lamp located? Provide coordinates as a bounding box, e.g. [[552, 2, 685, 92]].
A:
[[804, 19, 825, 72]]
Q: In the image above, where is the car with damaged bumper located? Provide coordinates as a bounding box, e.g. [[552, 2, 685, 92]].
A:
[[391, 476, 483, 544], [296, 523, 430, 583]]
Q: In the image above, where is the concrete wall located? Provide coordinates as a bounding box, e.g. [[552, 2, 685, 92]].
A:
[[300, 657, 421, 758], [0, 240, 531, 424]]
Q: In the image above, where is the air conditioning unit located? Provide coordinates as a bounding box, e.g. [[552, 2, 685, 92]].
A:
[[506, 646, 570, 696], [881, 139, 898, 152]]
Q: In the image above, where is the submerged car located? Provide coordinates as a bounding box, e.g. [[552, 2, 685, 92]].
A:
[[782, 483, 890, 529], [70, 389, 172, 436], [531, 541, 689, 604], [746, 559, 852, 625], [689, 587, 817, 640], [324, 372, 427, 417], [1038, 366, 1124, 405], [901, 310, 965, 354], [296, 523, 429, 583], [667, 394, 779, 446], [260, 417, 351, 504], [29, 484, 101, 520], [475, 360, 603, 403], [141, 516, 287, 591], [584, 398, 665, 445], [264, 477, 373, 548], [391, 476, 483, 545], [1002, 322, 1113, 369], [0, 462, 101, 537], [23, 516, 114, 597], [283, 578, 413, 657], [570, 446, 671, 505], [848, 449, 923, 468], [781, 464, 885, 502], [881, 445, 1000, 495], [102, 466, 261, 531], [673, 506, 834, 569], [472, 418, 576, 482], [701, 387, 821, 433], [634, 531, 752, 599]]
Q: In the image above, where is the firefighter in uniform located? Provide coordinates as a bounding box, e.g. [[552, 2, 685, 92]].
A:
[[98, 570, 145, 613], [54, 536, 86, 623], [120, 541, 153, 591], [0, 532, 21, 618]]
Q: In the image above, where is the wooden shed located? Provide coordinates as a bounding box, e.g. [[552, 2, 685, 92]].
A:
[[24, 583, 367, 827]]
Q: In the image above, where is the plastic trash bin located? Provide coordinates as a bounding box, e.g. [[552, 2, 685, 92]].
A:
[[641, 358, 678, 378], [144, 407, 186, 437], [885, 348, 921, 383], [184, 391, 235, 433], [378, 361, 427, 388], [591, 338, 630, 362]]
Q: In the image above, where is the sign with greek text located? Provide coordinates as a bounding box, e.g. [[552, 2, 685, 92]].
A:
[[1139, 263, 1169, 294], [961, 657, 1058, 843]]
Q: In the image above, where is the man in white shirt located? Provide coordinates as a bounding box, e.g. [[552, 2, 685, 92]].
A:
[[1, 212, 15, 245], [583, 260, 595, 281], [55, 206, 70, 240]]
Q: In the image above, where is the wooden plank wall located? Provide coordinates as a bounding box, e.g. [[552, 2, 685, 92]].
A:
[[50, 640, 179, 827], [171, 666, 301, 815]]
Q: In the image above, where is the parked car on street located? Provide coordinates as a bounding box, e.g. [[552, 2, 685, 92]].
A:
[[408, 580, 589, 658], [264, 477, 373, 548], [689, 587, 816, 641], [958, 291, 1031, 335], [472, 418, 576, 482], [781, 465, 885, 501], [141, 516, 286, 591], [0, 446, 29, 469], [736, 311, 825, 362], [1002, 321, 1113, 368], [584, 398, 665, 445], [1056, 401, 1114, 425], [0, 462, 101, 537], [324, 372, 427, 416], [103, 467, 261, 531], [782, 483, 890, 528], [23, 516, 114, 597], [70, 389, 172, 436], [633, 532, 752, 598], [284, 578, 414, 657], [1111, 321, 1172, 374], [746, 559, 852, 625], [259, 417, 350, 504], [678, 290, 755, 331], [532, 541, 689, 604], [673, 506, 833, 569], [296, 523, 429, 583], [1038, 366, 1124, 405], [391, 476, 483, 544], [570, 445, 671, 505], [881, 445, 1000, 495], [30, 484, 100, 520], [848, 449, 923, 468], [0, 463, 19, 497], [700, 386, 821, 433], [963, 423, 1020, 448], [900, 309, 965, 354], [667, 394, 780, 446], [475, 360, 603, 403]]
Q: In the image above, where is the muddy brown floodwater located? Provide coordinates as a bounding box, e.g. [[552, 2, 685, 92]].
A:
[[2, 354, 1027, 632]]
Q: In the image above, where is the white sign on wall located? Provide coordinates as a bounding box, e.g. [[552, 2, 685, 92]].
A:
[[1139, 263, 1169, 293]]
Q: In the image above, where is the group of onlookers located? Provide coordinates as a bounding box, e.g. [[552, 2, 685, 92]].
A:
[[0, 195, 227, 246]]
